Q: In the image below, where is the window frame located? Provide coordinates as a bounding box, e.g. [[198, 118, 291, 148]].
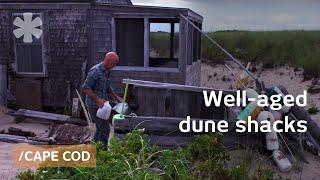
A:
[[112, 15, 180, 72], [12, 12, 46, 76]]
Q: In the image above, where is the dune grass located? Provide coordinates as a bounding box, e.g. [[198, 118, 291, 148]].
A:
[[17, 131, 274, 180], [202, 31, 320, 75]]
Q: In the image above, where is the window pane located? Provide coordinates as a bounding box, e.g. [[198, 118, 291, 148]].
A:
[[116, 18, 144, 66], [150, 23, 171, 58], [149, 21, 179, 68], [16, 45, 43, 73]]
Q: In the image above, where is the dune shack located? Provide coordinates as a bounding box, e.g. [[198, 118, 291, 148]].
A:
[[0, 0, 203, 110]]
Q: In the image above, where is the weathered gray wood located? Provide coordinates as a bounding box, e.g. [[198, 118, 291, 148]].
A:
[[0, 134, 49, 144], [0, 65, 7, 106], [143, 17, 150, 68], [72, 98, 80, 118], [114, 116, 221, 135], [115, 133, 193, 148], [115, 132, 263, 149], [111, 17, 116, 52], [123, 79, 237, 94], [0, 3, 91, 9], [11, 109, 70, 121]]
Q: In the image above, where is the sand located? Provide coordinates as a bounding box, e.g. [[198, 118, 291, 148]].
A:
[[228, 149, 320, 180], [0, 106, 51, 179], [201, 63, 320, 179], [201, 63, 320, 125]]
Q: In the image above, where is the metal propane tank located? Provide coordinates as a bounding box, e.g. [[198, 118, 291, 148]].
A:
[[272, 150, 292, 172]]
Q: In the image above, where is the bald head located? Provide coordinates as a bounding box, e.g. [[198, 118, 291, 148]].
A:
[[103, 52, 119, 69]]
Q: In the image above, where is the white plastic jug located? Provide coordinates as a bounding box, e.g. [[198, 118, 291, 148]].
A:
[[113, 102, 130, 115], [96, 101, 112, 120], [272, 150, 292, 172], [265, 130, 279, 150]]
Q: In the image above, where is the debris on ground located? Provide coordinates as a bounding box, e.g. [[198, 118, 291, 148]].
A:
[[6, 127, 36, 137], [52, 124, 93, 145]]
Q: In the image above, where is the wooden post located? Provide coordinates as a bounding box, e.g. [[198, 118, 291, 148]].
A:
[[0, 65, 7, 106], [144, 18, 150, 67]]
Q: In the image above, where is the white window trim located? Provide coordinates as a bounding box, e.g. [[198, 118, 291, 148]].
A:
[[12, 12, 47, 76], [112, 16, 180, 72]]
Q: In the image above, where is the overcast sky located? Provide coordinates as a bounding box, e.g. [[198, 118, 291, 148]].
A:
[[131, 0, 320, 31]]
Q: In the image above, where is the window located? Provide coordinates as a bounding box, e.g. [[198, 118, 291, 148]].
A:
[[149, 19, 179, 68], [116, 18, 144, 66], [13, 13, 45, 74], [114, 17, 180, 70]]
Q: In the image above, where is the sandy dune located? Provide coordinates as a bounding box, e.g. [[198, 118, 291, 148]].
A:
[[201, 63, 320, 125]]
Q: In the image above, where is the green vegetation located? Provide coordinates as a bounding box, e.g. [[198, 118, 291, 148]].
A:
[[202, 31, 320, 75], [150, 32, 179, 58], [308, 105, 319, 115], [17, 130, 273, 180]]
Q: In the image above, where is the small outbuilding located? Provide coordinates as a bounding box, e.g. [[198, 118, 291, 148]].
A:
[[0, 0, 203, 109]]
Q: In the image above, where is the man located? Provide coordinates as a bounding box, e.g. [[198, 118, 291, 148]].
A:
[[82, 52, 122, 145]]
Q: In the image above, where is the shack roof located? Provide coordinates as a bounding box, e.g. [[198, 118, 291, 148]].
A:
[[0, 1, 203, 22], [0, 0, 132, 5]]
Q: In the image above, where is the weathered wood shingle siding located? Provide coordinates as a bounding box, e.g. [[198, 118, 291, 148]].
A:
[[0, 10, 10, 65], [91, 9, 112, 66], [42, 9, 90, 106], [0, 3, 203, 107], [95, 0, 132, 5]]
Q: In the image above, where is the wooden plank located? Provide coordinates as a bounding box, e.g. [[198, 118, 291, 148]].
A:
[[143, 18, 149, 67], [123, 79, 236, 94], [0, 3, 91, 9], [116, 133, 193, 148], [111, 17, 116, 52], [0, 134, 49, 144], [114, 116, 220, 135], [0, 65, 6, 106], [11, 109, 70, 121], [115, 132, 263, 149]]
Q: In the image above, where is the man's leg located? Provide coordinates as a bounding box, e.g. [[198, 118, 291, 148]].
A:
[[88, 108, 110, 145]]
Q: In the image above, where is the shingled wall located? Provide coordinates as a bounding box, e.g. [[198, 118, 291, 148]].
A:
[[95, 0, 132, 5], [0, 10, 10, 65], [0, 3, 202, 108], [92, 9, 112, 66], [42, 9, 89, 106]]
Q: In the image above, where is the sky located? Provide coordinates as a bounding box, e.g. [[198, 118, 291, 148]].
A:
[[131, 0, 320, 31]]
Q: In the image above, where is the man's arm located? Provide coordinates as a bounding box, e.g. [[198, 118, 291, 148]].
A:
[[109, 92, 123, 102], [83, 88, 105, 108], [82, 70, 105, 108], [108, 87, 123, 103]]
